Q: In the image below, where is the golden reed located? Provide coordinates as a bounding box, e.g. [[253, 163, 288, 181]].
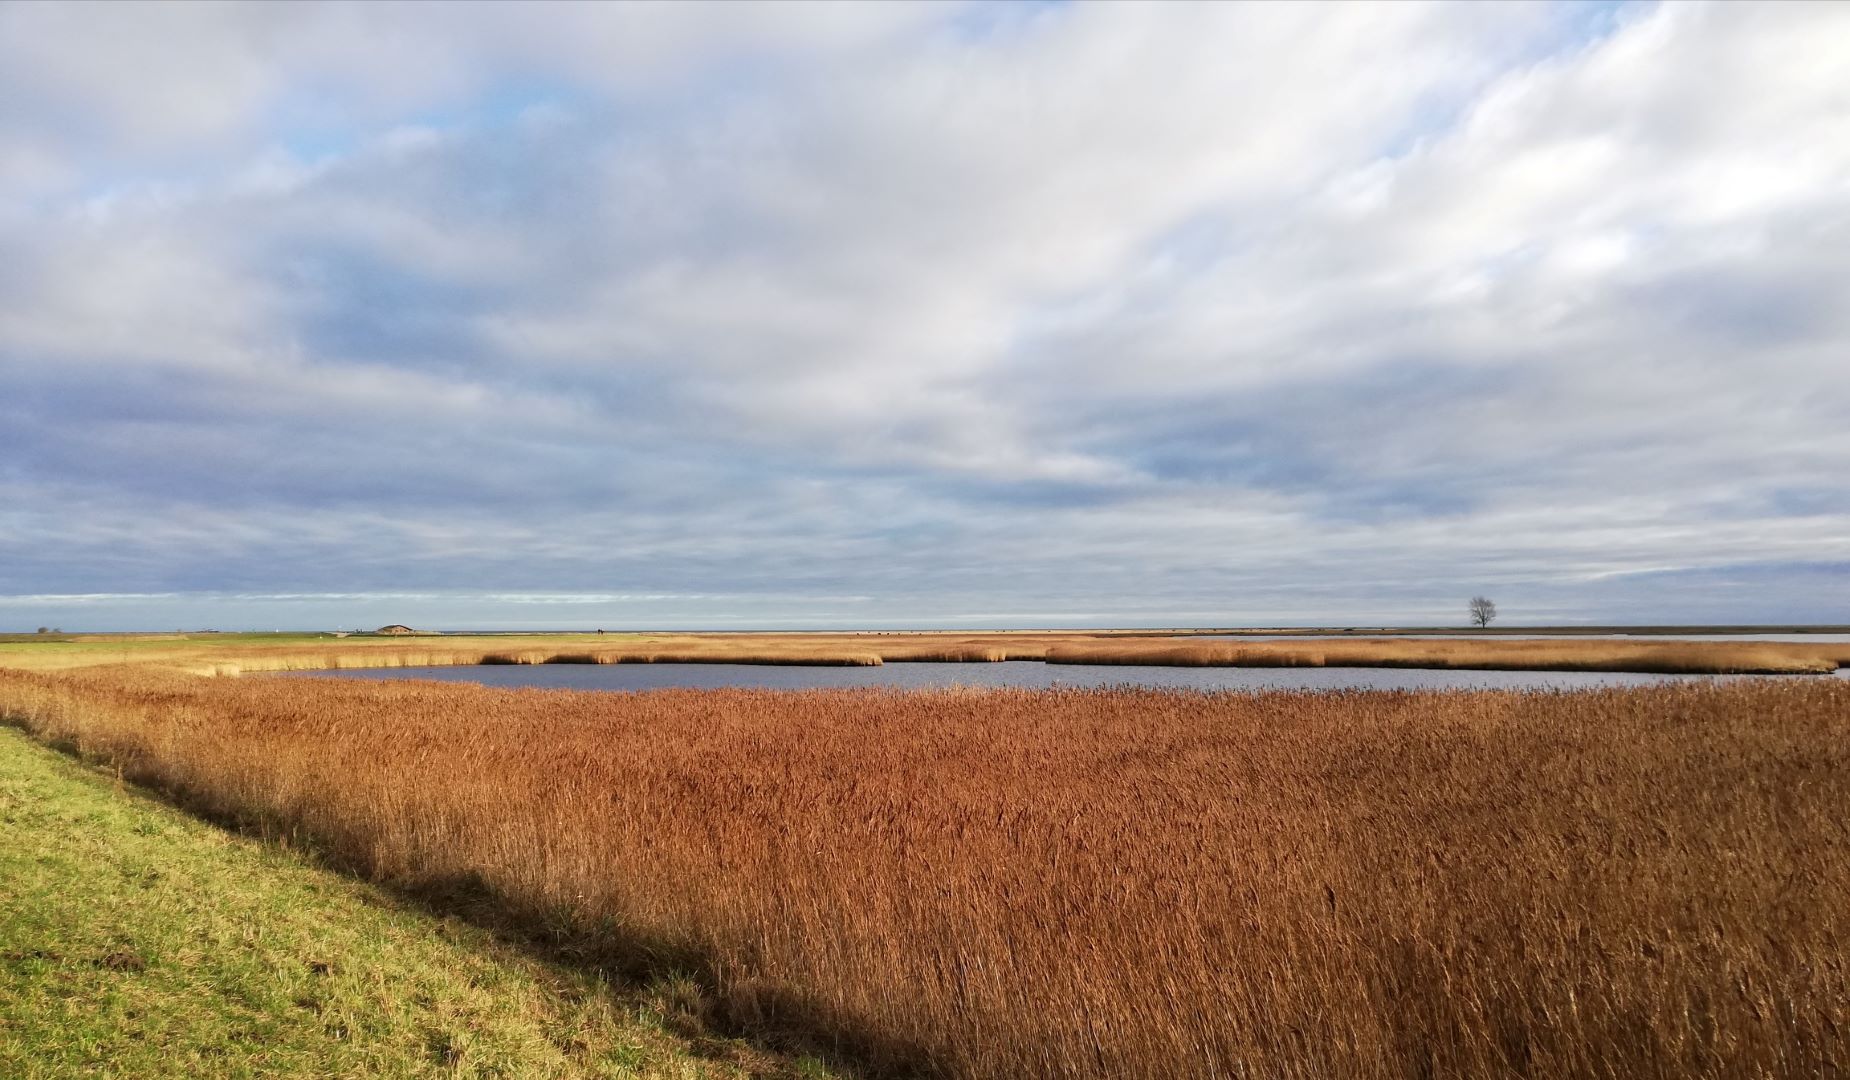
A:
[[2, 667, 1845, 1077]]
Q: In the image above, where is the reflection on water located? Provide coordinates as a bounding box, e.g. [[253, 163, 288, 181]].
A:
[[288, 661, 1838, 693]]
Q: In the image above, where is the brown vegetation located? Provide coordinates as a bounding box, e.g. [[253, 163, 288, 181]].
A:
[[1045, 636, 1843, 674], [2, 667, 1844, 1078], [2, 630, 1842, 676]]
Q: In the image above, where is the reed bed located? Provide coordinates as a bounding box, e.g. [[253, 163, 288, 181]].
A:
[[4, 631, 1842, 676], [1046, 637, 1842, 674], [1, 668, 1844, 1078]]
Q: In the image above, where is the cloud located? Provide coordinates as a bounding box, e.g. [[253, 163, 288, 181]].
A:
[[1, 1, 1846, 630]]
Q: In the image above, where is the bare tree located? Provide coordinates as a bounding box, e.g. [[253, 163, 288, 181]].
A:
[[1468, 596, 1497, 629]]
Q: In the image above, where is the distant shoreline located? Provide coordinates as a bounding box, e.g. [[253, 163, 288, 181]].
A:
[[7, 624, 1850, 641], [4, 629, 1845, 676]]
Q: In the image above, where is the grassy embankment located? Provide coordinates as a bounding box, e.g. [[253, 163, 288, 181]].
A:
[[4, 666, 1845, 1078], [0, 630, 1843, 675], [0, 722, 836, 1079]]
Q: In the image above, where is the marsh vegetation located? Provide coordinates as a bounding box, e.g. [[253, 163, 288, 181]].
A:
[[1, 630, 1842, 676], [3, 666, 1843, 1078]]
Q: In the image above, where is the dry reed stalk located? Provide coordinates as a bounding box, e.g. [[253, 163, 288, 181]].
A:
[[7, 632, 1841, 676], [878, 647, 1011, 663], [1045, 637, 1839, 674], [1, 668, 1845, 1078]]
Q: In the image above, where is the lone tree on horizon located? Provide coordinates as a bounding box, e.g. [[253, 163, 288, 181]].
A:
[[1468, 596, 1497, 629]]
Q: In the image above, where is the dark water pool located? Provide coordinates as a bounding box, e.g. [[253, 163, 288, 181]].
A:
[[286, 661, 1838, 693], [1198, 633, 1850, 642]]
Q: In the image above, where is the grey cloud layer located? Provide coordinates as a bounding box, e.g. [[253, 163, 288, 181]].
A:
[[2, 1, 1846, 629]]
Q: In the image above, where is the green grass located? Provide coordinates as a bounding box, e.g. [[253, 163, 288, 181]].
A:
[[0, 632, 653, 660], [0, 726, 818, 1079], [0, 632, 329, 651]]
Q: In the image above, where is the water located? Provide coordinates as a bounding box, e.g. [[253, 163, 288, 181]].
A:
[[1197, 633, 1850, 642], [287, 661, 1828, 694]]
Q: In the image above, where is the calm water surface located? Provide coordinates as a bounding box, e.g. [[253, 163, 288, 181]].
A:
[[290, 661, 1840, 693], [1199, 633, 1850, 643]]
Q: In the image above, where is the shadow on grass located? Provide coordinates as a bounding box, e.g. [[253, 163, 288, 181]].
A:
[[386, 870, 941, 1079], [0, 716, 941, 1080]]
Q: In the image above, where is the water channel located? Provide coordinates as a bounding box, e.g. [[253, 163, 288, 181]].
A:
[[292, 660, 1846, 693]]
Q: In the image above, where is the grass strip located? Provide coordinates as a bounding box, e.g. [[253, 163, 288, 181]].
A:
[[0, 725, 832, 1080]]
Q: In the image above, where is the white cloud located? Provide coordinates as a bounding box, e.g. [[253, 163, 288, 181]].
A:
[[1, 1, 1846, 628]]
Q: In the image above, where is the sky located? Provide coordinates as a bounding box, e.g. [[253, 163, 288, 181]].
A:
[[1, 0, 1847, 632]]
